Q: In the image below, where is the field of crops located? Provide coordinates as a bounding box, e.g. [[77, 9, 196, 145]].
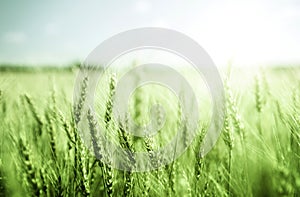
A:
[[0, 66, 299, 196]]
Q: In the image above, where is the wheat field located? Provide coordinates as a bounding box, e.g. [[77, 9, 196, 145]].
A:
[[0, 66, 299, 197]]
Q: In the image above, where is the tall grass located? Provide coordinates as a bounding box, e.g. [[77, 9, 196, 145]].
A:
[[0, 67, 299, 196]]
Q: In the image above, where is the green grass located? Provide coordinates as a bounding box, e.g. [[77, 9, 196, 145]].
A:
[[0, 66, 299, 196]]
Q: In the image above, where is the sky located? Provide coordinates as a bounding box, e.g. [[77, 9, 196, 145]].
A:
[[0, 0, 300, 67]]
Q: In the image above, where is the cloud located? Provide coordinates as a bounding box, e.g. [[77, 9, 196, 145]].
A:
[[133, 0, 152, 14], [2, 31, 27, 44], [151, 19, 170, 28], [282, 5, 300, 19], [45, 23, 60, 36]]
